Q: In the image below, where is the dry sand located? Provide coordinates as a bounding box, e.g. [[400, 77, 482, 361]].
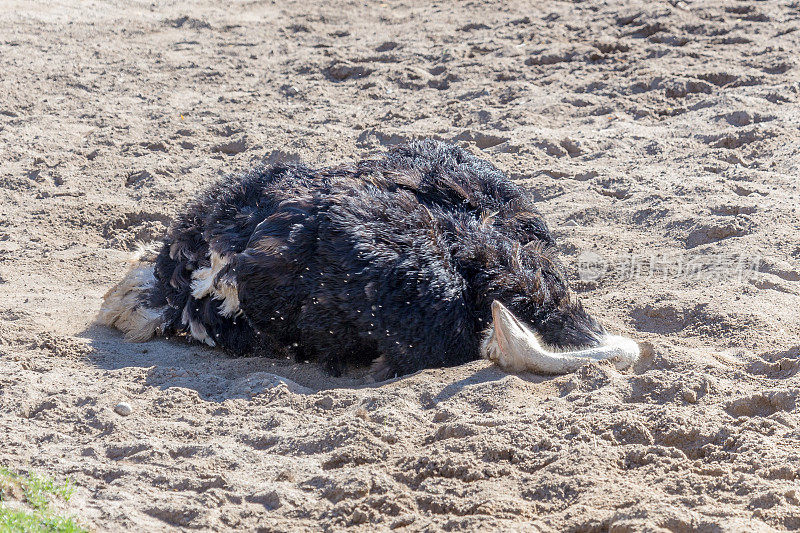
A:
[[1, 0, 800, 530]]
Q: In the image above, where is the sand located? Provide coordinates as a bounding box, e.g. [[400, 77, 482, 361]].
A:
[[1, 0, 799, 530]]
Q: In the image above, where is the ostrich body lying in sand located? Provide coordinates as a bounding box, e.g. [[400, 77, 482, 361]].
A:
[[99, 140, 639, 378]]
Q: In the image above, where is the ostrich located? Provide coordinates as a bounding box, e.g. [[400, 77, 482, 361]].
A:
[[99, 140, 639, 378]]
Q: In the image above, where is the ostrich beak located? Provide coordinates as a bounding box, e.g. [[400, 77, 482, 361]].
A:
[[486, 300, 639, 374]]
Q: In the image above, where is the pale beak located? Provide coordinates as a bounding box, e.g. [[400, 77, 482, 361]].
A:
[[485, 300, 639, 374]]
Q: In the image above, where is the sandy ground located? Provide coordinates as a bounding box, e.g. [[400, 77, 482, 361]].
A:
[[1, 0, 800, 530]]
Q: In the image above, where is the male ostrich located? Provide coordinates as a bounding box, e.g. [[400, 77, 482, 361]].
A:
[[99, 140, 639, 378]]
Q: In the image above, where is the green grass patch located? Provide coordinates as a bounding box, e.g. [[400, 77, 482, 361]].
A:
[[0, 466, 87, 533]]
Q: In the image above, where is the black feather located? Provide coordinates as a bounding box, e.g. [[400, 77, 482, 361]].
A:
[[143, 140, 605, 376]]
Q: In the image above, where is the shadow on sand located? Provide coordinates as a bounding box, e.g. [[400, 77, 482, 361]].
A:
[[82, 322, 554, 404]]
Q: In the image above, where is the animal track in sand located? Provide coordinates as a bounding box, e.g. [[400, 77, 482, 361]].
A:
[[684, 216, 753, 248], [725, 390, 798, 418], [747, 347, 800, 380]]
